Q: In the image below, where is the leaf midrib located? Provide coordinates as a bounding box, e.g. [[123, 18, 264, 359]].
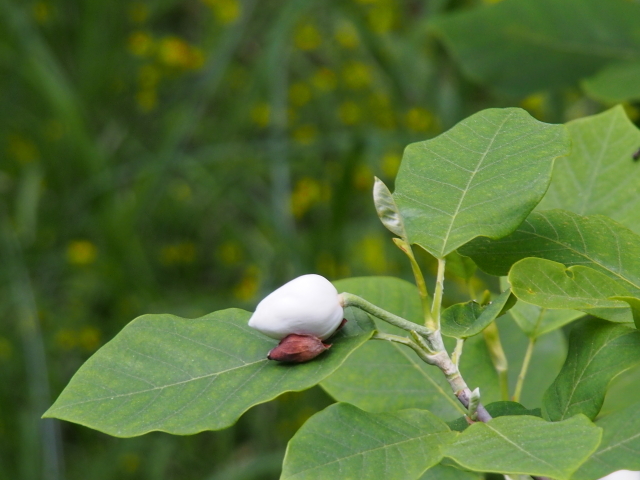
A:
[[439, 111, 514, 257]]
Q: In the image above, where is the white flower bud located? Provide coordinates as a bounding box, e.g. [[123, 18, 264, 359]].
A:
[[248, 274, 344, 340]]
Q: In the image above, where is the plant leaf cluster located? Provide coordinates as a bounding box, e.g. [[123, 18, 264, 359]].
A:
[[44, 104, 640, 478]]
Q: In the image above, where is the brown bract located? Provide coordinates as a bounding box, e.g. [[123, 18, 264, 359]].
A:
[[267, 334, 331, 363]]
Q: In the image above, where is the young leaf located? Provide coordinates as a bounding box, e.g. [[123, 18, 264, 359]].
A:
[[42, 308, 374, 437], [322, 277, 500, 418], [445, 251, 477, 281], [460, 210, 640, 297], [280, 403, 457, 480], [373, 177, 406, 238], [429, 0, 640, 96], [508, 258, 633, 323], [542, 319, 640, 422], [443, 415, 602, 480], [582, 62, 640, 104], [392, 107, 569, 258], [501, 276, 584, 339], [572, 401, 640, 480], [441, 289, 514, 339], [537, 106, 640, 233]]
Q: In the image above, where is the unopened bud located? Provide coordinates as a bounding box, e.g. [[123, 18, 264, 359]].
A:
[[267, 334, 331, 363]]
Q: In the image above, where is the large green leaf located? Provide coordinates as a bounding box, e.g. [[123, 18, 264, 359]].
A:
[[42, 308, 374, 437], [441, 289, 514, 339], [281, 403, 457, 480], [500, 277, 583, 338], [443, 415, 602, 480], [538, 106, 640, 233], [508, 258, 633, 323], [498, 315, 567, 409], [429, 0, 640, 97], [392, 108, 569, 258], [542, 319, 640, 422], [460, 210, 640, 297], [322, 277, 500, 419], [582, 62, 640, 104], [572, 401, 640, 480]]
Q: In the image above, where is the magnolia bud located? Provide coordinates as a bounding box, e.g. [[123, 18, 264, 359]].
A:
[[267, 334, 331, 363], [248, 274, 344, 340]]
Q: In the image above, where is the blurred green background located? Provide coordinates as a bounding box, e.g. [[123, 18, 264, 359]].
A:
[[1, 0, 638, 479]]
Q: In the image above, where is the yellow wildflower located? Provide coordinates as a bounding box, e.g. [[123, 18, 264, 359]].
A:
[[292, 125, 318, 145], [32, 2, 51, 24], [7, 134, 39, 163], [381, 150, 401, 178], [311, 68, 337, 92], [233, 266, 260, 301], [158, 36, 204, 69], [79, 326, 101, 352], [290, 177, 322, 218], [289, 82, 312, 107], [334, 22, 359, 49], [294, 23, 322, 51], [358, 235, 388, 273], [119, 453, 141, 474], [251, 102, 271, 128], [520, 93, 546, 119], [342, 61, 372, 90], [55, 329, 77, 350], [405, 107, 433, 132], [128, 31, 154, 57], [204, 0, 241, 24], [338, 101, 361, 125], [217, 240, 244, 265], [160, 242, 196, 266], [136, 88, 157, 112], [353, 163, 374, 190], [67, 240, 97, 265]]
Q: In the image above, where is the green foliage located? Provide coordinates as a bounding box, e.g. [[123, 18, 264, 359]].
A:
[[392, 108, 569, 258], [542, 319, 640, 421], [501, 277, 584, 338], [538, 106, 640, 232], [443, 414, 602, 480], [281, 403, 456, 480], [582, 62, 640, 104], [43, 309, 374, 436], [461, 210, 640, 296], [430, 0, 640, 99], [441, 289, 513, 339], [509, 258, 633, 323], [572, 401, 640, 480], [322, 276, 500, 418]]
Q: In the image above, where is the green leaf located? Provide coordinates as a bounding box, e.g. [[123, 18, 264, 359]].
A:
[[501, 276, 584, 338], [542, 319, 640, 422], [460, 210, 640, 297], [42, 308, 374, 437], [448, 401, 541, 433], [445, 251, 477, 282], [429, 0, 640, 96], [508, 258, 633, 323], [498, 315, 568, 408], [420, 463, 482, 480], [281, 403, 457, 480], [441, 289, 514, 339], [322, 277, 500, 419], [392, 108, 569, 258], [582, 62, 640, 104], [537, 106, 640, 233], [572, 401, 640, 480], [443, 415, 602, 480]]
